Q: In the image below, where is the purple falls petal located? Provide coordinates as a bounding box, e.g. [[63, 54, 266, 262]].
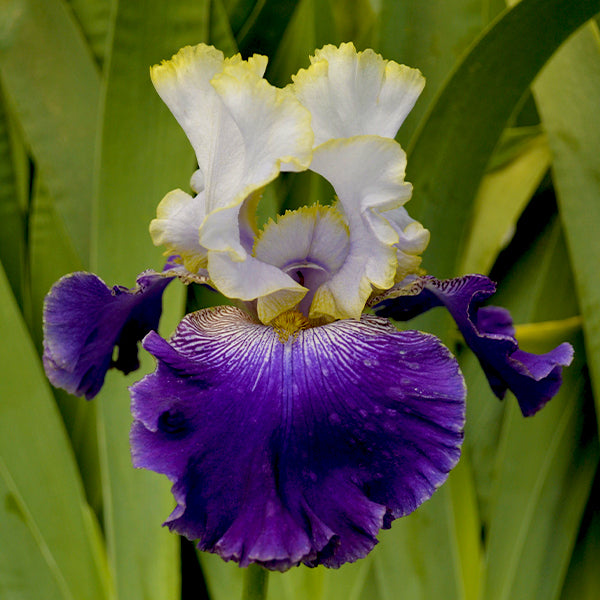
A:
[[130, 305, 465, 570], [43, 270, 173, 399], [373, 275, 574, 416]]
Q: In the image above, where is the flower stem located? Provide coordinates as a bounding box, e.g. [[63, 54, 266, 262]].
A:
[[242, 564, 269, 600]]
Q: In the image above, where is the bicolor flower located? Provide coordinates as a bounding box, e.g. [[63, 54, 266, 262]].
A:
[[43, 43, 573, 570]]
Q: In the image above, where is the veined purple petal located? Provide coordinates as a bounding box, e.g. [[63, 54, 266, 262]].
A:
[[43, 270, 174, 399], [130, 306, 465, 570], [372, 275, 574, 416]]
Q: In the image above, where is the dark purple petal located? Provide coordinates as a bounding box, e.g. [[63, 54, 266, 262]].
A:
[[373, 275, 574, 416], [130, 306, 465, 570], [43, 270, 173, 399]]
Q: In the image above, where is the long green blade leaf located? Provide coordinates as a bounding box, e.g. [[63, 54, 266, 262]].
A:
[[458, 129, 551, 275], [28, 178, 103, 514], [472, 218, 598, 600], [0, 260, 109, 600], [0, 0, 101, 265], [532, 21, 600, 436], [0, 85, 27, 309], [375, 0, 493, 147], [560, 477, 600, 600], [67, 0, 111, 65], [407, 0, 600, 278], [93, 2, 210, 599]]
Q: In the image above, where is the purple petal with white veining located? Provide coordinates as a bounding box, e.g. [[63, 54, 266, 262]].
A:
[[43, 270, 173, 399], [130, 306, 465, 570], [373, 275, 574, 416]]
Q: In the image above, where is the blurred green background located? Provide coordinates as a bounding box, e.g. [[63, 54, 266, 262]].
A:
[[1, 0, 599, 598]]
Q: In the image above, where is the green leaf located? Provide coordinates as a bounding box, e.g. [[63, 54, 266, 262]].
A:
[[0, 0, 101, 266], [532, 21, 600, 436], [92, 2, 212, 599], [271, 552, 370, 600], [198, 554, 243, 600], [374, 0, 492, 147], [210, 0, 238, 56], [464, 216, 577, 527], [28, 179, 83, 350], [458, 129, 551, 275], [406, 0, 600, 278], [0, 260, 110, 600], [514, 316, 583, 354], [28, 178, 103, 515], [464, 216, 598, 600], [0, 83, 27, 310], [328, 0, 377, 45], [220, 0, 256, 38], [560, 477, 600, 600], [67, 0, 112, 66], [267, 0, 338, 87], [236, 0, 300, 57], [482, 354, 597, 600]]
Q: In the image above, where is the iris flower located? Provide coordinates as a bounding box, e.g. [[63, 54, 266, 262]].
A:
[[43, 43, 573, 571]]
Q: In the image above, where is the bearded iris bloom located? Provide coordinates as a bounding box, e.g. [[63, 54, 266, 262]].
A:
[[43, 43, 573, 570]]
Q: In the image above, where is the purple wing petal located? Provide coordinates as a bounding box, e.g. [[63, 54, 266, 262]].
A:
[[43, 270, 173, 399], [373, 275, 574, 416], [130, 306, 465, 570]]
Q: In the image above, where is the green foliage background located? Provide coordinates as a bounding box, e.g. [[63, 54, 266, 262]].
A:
[[1, 0, 599, 598]]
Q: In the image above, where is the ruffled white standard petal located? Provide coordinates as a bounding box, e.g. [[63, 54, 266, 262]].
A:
[[291, 42, 425, 146], [309, 136, 425, 321], [150, 44, 314, 273], [149, 189, 207, 272], [382, 206, 430, 282]]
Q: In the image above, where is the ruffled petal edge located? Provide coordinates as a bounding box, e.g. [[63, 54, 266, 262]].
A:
[[372, 275, 574, 416]]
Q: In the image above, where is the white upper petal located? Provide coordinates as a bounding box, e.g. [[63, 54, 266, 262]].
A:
[[150, 44, 314, 273], [291, 42, 425, 146], [149, 189, 208, 272], [308, 136, 424, 320], [382, 206, 430, 281], [149, 43, 427, 324]]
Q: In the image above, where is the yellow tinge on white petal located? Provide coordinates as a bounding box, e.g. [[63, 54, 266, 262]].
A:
[[291, 42, 425, 146], [254, 205, 349, 273], [151, 44, 227, 158], [149, 43, 314, 293], [196, 58, 313, 260], [382, 206, 430, 282], [150, 42, 427, 322], [254, 205, 350, 320], [208, 252, 307, 324], [149, 189, 208, 273], [308, 136, 425, 321]]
